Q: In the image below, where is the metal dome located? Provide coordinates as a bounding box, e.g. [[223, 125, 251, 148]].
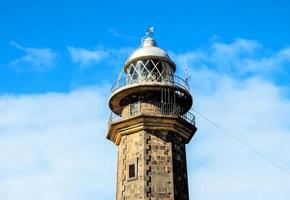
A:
[[124, 37, 176, 72]]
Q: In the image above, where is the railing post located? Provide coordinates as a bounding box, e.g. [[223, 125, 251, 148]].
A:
[[138, 101, 141, 115]]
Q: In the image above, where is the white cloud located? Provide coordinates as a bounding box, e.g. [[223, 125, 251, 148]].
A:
[[0, 86, 116, 200], [186, 66, 290, 200], [171, 38, 290, 76], [243, 47, 290, 73], [188, 77, 290, 200], [67, 47, 108, 67], [9, 41, 57, 71], [67, 46, 133, 68], [212, 38, 261, 56]]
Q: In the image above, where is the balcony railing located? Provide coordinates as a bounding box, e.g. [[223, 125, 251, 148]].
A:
[[109, 102, 195, 126], [111, 74, 190, 92]]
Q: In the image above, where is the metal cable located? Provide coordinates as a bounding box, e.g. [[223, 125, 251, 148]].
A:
[[192, 108, 290, 176]]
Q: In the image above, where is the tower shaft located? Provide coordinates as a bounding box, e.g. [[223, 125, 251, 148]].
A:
[[116, 130, 190, 199]]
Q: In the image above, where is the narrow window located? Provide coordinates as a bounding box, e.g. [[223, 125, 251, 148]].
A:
[[127, 158, 138, 181], [128, 164, 135, 178], [130, 103, 138, 116]]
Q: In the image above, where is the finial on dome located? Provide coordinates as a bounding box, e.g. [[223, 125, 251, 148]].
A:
[[141, 26, 157, 47], [146, 26, 154, 38]]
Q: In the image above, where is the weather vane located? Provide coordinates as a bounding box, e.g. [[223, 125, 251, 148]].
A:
[[146, 26, 154, 38]]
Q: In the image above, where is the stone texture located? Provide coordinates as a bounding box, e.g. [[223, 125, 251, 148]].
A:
[[114, 128, 190, 200]]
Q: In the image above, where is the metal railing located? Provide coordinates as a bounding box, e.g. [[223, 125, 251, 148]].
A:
[[109, 102, 195, 126], [111, 74, 190, 92]]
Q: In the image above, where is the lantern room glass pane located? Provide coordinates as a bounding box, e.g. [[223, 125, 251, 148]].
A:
[[127, 59, 174, 84]]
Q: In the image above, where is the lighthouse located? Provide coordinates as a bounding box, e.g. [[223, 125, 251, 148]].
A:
[[107, 28, 197, 200]]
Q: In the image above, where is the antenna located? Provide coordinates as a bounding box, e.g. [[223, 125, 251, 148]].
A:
[[183, 56, 191, 83]]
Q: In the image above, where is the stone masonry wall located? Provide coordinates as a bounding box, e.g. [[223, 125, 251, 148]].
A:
[[145, 131, 174, 199], [116, 130, 189, 200], [117, 131, 146, 200]]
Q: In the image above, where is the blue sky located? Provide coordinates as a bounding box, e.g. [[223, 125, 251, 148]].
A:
[[1, 0, 290, 200], [1, 0, 290, 93]]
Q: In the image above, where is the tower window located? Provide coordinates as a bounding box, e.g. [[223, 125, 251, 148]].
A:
[[129, 164, 135, 178], [130, 103, 138, 116], [127, 158, 138, 181]]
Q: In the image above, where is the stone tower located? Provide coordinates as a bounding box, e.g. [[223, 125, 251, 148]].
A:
[[107, 29, 197, 200]]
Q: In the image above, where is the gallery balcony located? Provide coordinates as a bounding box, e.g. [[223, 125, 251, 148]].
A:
[[108, 101, 196, 127], [111, 73, 190, 93]]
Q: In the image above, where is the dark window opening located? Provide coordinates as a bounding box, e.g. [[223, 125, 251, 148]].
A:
[[129, 164, 135, 178]]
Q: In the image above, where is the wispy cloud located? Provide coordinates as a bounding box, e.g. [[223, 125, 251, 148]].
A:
[[67, 47, 108, 67], [108, 28, 137, 41], [171, 38, 290, 77], [67, 46, 133, 68], [9, 41, 57, 71]]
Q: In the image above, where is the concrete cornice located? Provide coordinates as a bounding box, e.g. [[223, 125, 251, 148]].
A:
[[107, 114, 197, 145]]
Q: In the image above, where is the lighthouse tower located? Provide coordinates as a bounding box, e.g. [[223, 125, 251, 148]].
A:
[[107, 29, 197, 200]]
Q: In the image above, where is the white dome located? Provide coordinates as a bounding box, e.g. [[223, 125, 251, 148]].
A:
[[124, 37, 176, 72]]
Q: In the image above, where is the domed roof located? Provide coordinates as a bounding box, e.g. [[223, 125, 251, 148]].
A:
[[124, 37, 176, 72]]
